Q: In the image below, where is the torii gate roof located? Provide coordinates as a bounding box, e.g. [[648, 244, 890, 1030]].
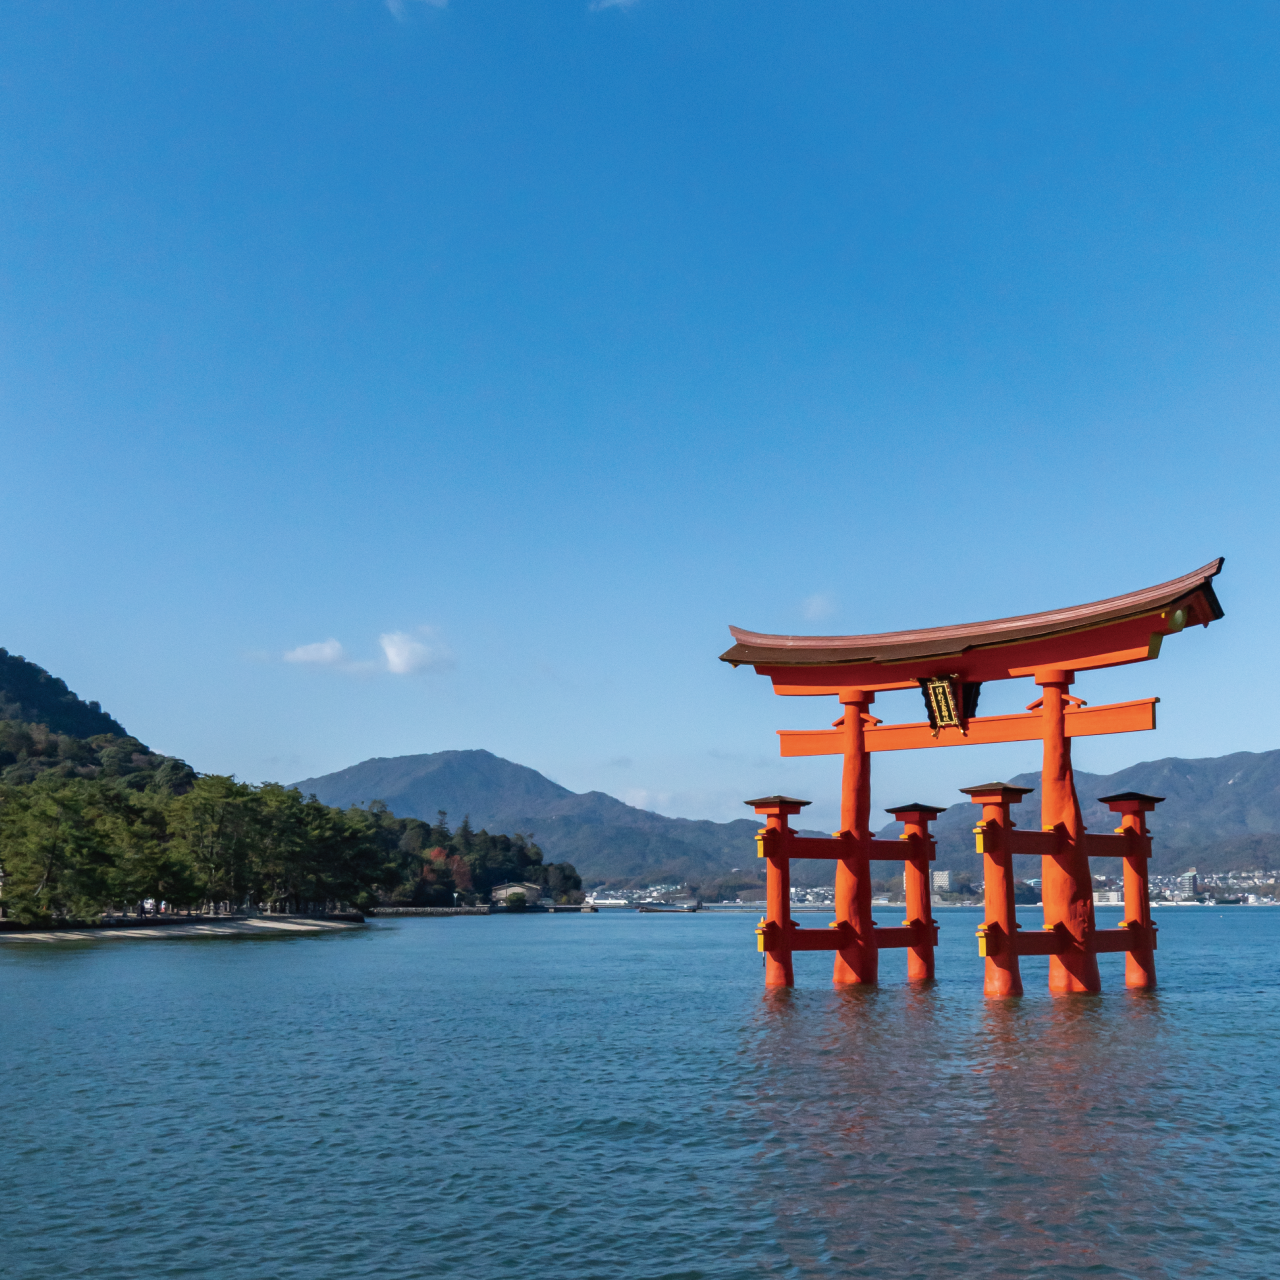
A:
[[721, 559, 1224, 690]]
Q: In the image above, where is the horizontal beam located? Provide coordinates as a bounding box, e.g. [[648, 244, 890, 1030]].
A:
[[1094, 925, 1157, 953], [1080, 832, 1145, 859], [1004, 830, 1144, 858], [765, 832, 932, 861], [872, 924, 935, 950], [759, 921, 937, 953], [759, 922, 854, 952], [779, 698, 1158, 757], [980, 924, 1156, 958], [787, 926, 851, 952], [783, 835, 844, 860], [1012, 929, 1066, 956], [1006, 829, 1059, 857]]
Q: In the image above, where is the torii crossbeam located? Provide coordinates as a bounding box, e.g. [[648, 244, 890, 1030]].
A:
[[723, 559, 1225, 995]]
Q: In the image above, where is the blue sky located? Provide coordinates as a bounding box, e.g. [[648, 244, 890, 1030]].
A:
[[2, 0, 1278, 832]]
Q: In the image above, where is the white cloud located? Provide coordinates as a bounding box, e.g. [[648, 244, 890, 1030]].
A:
[[379, 628, 452, 675], [622, 788, 672, 813], [802, 593, 837, 621], [284, 638, 347, 665], [283, 628, 452, 675], [386, 0, 446, 19]]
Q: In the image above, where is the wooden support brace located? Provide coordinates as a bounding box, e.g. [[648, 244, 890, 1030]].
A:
[[1094, 924, 1158, 954], [757, 921, 857, 953], [790, 926, 856, 952], [757, 920, 937, 954], [1006, 829, 1061, 857], [1001, 828, 1143, 860], [979, 923, 1157, 958], [874, 924, 935, 950], [1011, 929, 1067, 957], [1080, 832, 1142, 859], [770, 832, 931, 861]]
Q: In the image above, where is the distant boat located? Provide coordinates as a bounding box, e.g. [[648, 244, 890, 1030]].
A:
[[637, 902, 700, 913]]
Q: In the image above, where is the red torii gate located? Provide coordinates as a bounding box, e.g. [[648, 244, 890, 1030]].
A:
[[723, 559, 1225, 995]]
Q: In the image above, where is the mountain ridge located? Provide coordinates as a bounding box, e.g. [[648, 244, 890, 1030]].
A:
[[291, 745, 1280, 884], [291, 749, 774, 885]]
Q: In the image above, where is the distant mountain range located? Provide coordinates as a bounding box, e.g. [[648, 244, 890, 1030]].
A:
[[10, 639, 1269, 887], [886, 751, 1280, 877], [291, 746, 1280, 884], [6, 644, 1274, 884], [290, 749, 778, 887]]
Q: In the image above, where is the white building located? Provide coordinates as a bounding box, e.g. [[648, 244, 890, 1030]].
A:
[[491, 882, 544, 905], [932, 870, 954, 892]]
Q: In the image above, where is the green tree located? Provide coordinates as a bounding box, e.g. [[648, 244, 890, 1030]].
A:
[[0, 777, 106, 923], [92, 786, 199, 911], [168, 775, 257, 907]]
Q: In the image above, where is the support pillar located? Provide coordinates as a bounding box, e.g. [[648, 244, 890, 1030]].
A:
[[1100, 791, 1164, 989], [1036, 669, 1101, 994], [833, 688, 877, 985], [746, 796, 809, 987], [886, 803, 945, 981], [962, 783, 1032, 997]]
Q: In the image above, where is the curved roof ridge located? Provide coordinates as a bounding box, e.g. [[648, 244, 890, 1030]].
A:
[[722, 558, 1223, 665]]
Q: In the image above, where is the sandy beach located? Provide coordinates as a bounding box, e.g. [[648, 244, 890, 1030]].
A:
[[0, 916, 365, 944]]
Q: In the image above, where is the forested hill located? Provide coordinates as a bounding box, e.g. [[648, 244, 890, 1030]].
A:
[[0, 649, 127, 738], [291, 749, 771, 888], [295, 746, 1280, 886], [0, 654, 584, 924]]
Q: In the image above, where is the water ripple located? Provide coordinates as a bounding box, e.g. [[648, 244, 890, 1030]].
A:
[[2, 911, 1279, 1278]]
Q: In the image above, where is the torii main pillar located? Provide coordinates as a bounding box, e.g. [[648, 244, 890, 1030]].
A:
[[1037, 669, 1101, 994], [833, 688, 876, 985]]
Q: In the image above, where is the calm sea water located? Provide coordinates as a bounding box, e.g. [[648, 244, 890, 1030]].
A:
[[2, 907, 1278, 1279]]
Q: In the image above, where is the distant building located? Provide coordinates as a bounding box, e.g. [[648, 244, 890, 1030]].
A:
[[1093, 890, 1123, 906], [932, 870, 954, 892], [1177, 869, 1199, 896], [491, 882, 544, 905]]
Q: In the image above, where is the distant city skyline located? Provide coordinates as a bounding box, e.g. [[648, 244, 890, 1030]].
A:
[[3, 1, 1279, 833]]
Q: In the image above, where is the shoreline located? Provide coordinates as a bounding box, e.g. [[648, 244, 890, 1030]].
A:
[[0, 915, 367, 944]]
